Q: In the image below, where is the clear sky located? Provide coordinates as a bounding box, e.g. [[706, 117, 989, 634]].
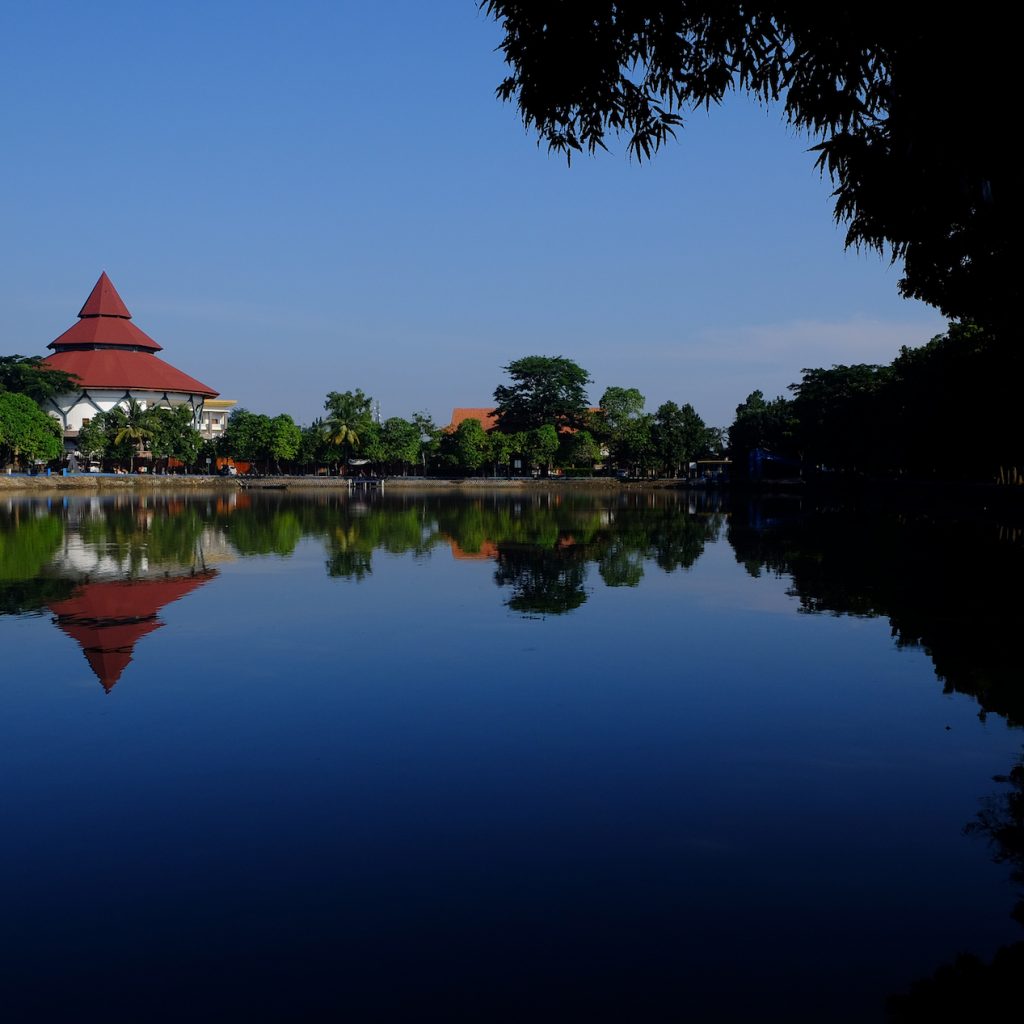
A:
[[1, 1, 946, 429]]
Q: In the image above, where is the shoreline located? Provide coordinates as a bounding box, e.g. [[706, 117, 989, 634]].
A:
[[2, 474, 1020, 512], [0, 474, 692, 496]]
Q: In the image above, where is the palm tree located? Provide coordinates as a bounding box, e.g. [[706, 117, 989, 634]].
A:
[[323, 389, 373, 473], [113, 399, 154, 473]]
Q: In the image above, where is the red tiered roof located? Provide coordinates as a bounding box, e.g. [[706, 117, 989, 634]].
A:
[[78, 271, 132, 319], [49, 572, 217, 691], [45, 349, 217, 396], [44, 272, 218, 397]]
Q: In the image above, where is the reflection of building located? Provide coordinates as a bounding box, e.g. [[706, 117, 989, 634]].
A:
[[41, 272, 219, 444], [49, 572, 217, 692], [448, 539, 499, 561], [198, 398, 238, 440]]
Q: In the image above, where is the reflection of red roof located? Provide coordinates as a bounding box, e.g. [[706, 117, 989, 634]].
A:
[[45, 349, 217, 397], [449, 539, 499, 561], [49, 571, 217, 691]]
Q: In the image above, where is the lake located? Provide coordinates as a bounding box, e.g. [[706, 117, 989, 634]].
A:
[[1, 488, 1021, 1021]]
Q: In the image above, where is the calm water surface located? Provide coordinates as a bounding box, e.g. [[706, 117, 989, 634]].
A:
[[1, 489, 1021, 1021]]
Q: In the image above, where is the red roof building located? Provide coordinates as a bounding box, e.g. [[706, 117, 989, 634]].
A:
[[447, 407, 500, 432], [41, 273, 218, 439]]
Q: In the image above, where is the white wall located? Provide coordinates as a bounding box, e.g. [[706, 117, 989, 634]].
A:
[[45, 390, 204, 434]]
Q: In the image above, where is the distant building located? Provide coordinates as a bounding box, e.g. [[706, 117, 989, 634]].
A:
[[199, 398, 238, 440], [42, 272, 219, 447], [447, 407, 500, 432], [446, 407, 603, 433]]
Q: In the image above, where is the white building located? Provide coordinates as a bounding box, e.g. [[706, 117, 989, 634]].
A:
[[198, 398, 238, 441]]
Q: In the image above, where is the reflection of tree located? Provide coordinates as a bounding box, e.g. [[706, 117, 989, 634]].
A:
[[432, 495, 725, 612], [0, 576, 77, 616], [325, 547, 374, 581], [887, 941, 1024, 1021], [325, 523, 374, 581], [321, 505, 441, 580], [965, 754, 1024, 925], [78, 501, 209, 572], [494, 545, 588, 616], [4, 490, 728, 613], [727, 498, 1024, 1012], [224, 502, 303, 557], [649, 509, 722, 572], [727, 501, 1024, 725], [1, 510, 63, 581], [598, 541, 645, 588], [0, 508, 75, 614]]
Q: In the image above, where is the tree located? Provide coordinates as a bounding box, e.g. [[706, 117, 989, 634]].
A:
[[224, 408, 273, 468], [298, 418, 330, 471], [788, 364, 893, 474], [77, 409, 134, 465], [487, 429, 517, 477], [268, 414, 302, 472], [729, 390, 793, 450], [323, 389, 374, 467], [448, 417, 491, 474], [481, 4, 1010, 330], [493, 355, 591, 433], [378, 417, 421, 475], [112, 399, 154, 472], [524, 423, 560, 476], [653, 400, 709, 476], [147, 405, 202, 468], [597, 386, 645, 430], [412, 411, 441, 475], [559, 428, 600, 470], [0, 392, 63, 468], [0, 355, 78, 402], [592, 386, 646, 469]]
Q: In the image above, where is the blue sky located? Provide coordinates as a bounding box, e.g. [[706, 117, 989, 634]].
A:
[[2, 1, 945, 429]]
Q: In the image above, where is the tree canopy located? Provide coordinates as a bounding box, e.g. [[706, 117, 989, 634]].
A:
[[323, 389, 375, 462], [727, 322, 1024, 481], [0, 355, 78, 402], [481, 3, 1010, 329], [493, 355, 591, 432], [0, 392, 63, 467]]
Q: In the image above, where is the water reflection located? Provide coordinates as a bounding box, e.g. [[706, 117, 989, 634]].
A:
[[49, 572, 217, 691], [726, 497, 1024, 724], [2, 488, 1024, 1017], [4, 489, 1022, 701], [724, 495, 1024, 1007], [2, 495, 231, 690]]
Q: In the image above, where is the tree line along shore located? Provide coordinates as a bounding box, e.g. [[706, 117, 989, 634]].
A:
[[2, 322, 1021, 486]]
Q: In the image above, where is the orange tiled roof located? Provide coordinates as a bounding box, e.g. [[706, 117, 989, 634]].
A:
[[447, 407, 602, 433], [447, 407, 498, 432]]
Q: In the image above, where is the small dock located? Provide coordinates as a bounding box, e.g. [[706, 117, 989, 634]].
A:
[[238, 477, 386, 493]]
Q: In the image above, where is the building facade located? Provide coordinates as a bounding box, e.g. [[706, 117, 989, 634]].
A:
[[198, 398, 238, 441]]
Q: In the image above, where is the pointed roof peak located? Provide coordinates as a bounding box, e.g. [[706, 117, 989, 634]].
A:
[[78, 272, 132, 319]]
